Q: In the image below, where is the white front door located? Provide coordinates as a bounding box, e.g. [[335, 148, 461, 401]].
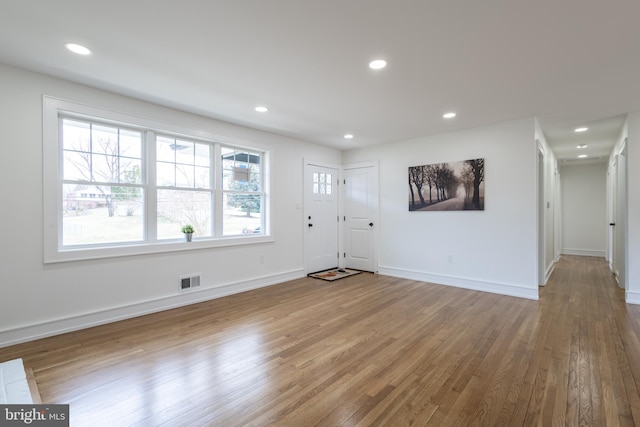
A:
[[344, 163, 378, 272], [305, 163, 338, 273]]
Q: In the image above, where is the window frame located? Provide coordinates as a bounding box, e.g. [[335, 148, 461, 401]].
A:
[[43, 96, 272, 263]]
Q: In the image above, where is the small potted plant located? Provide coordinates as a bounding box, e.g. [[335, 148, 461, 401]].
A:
[[181, 224, 194, 242]]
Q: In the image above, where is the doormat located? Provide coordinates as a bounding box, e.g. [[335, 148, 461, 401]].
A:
[[309, 268, 362, 281]]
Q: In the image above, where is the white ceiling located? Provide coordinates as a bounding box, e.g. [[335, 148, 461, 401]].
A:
[[1, 1, 639, 161]]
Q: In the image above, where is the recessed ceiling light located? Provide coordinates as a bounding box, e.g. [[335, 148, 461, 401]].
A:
[[255, 106, 268, 113], [578, 154, 588, 158], [577, 144, 588, 149], [344, 134, 354, 139], [369, 59, 387, 70], [65, 43, 92, 55], [443, 112, 457, 119], [574, 127, 588, 133]]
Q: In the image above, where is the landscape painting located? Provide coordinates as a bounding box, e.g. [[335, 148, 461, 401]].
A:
[[408, 158, 484, 211]]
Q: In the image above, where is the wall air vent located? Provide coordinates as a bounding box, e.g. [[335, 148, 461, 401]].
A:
[[179, 274, 201, 292]]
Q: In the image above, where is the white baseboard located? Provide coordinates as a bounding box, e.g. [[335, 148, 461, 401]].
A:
[[561, 249, 606, 258], [543, 262, 555, 285], [626, 291, 640, 305], [0, 269, 305, 349], [377, 266, 538, 300]]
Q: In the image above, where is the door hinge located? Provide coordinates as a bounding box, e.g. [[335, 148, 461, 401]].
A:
[[344, 252, 346, 258], [343, 179, 346, 184], [343, 216, 346, 221]]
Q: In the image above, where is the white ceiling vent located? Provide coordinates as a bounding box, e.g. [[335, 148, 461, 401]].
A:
[[179, 274, 201, 292]]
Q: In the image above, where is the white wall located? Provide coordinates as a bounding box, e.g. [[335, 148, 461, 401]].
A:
[[0, 63, 341, 347], [559, 163, 607, 257], [342, 118, 539, 299]]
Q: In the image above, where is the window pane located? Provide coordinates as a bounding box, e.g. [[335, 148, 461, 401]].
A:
[[63, 120, 142, 185], [92, 124, 119, 155], [157, 136, 211, 190], [195, 143, 210, 166], [62, 119, 91, 152], [174, 140, 195, 164], [156, 136, 176, 162], [157, 162, 175, 186], [195, 166, 210, 189], [247, 174, 260, 191], [157, 190, 212, 239], [223, 193, 262, 236], [119, 129, 142, 159], [63, 151, 91, 181], [176, 164, 195, 187], [119, 160, 141, 184], [222, 170, 235, 191], [91, 154, 118, 182], [62, 184, 143, 246], [222, 150, 261, 191]]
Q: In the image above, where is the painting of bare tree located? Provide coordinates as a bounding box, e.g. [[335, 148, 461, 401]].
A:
[[408, 158, 484, 211]]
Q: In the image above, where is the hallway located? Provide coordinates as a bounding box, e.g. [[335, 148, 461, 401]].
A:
[[535, 255, 640, 425]]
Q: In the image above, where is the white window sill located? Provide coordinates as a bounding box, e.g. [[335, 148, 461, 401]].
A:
[[44, 235, 274, 264]]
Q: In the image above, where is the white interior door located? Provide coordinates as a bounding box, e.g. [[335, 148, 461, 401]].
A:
[[609, 159, 617, 272], [538, 149, 546, 286], [615, 144, 627, 289], [304, 163, 338, 273], [344, 163, 378, 272]]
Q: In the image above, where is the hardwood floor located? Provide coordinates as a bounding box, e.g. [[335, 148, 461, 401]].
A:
[[1, 256, 640, 426]]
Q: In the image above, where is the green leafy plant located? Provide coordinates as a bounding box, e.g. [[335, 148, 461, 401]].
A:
[[181, 224, 194, 234]]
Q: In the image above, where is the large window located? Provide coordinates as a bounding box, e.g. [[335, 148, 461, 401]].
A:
[[44, 97, 270, 262]]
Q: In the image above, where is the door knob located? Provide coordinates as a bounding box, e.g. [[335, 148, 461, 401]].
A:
[[610, 223, 616, 226], [308, 223, 313, 227], [369, 222, 374, 227]]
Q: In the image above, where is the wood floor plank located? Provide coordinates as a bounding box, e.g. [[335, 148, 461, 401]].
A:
[[1, 256, 640, 426]]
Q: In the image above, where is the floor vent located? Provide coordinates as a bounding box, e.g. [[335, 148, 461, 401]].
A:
[[180, 274, 201, 291]]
